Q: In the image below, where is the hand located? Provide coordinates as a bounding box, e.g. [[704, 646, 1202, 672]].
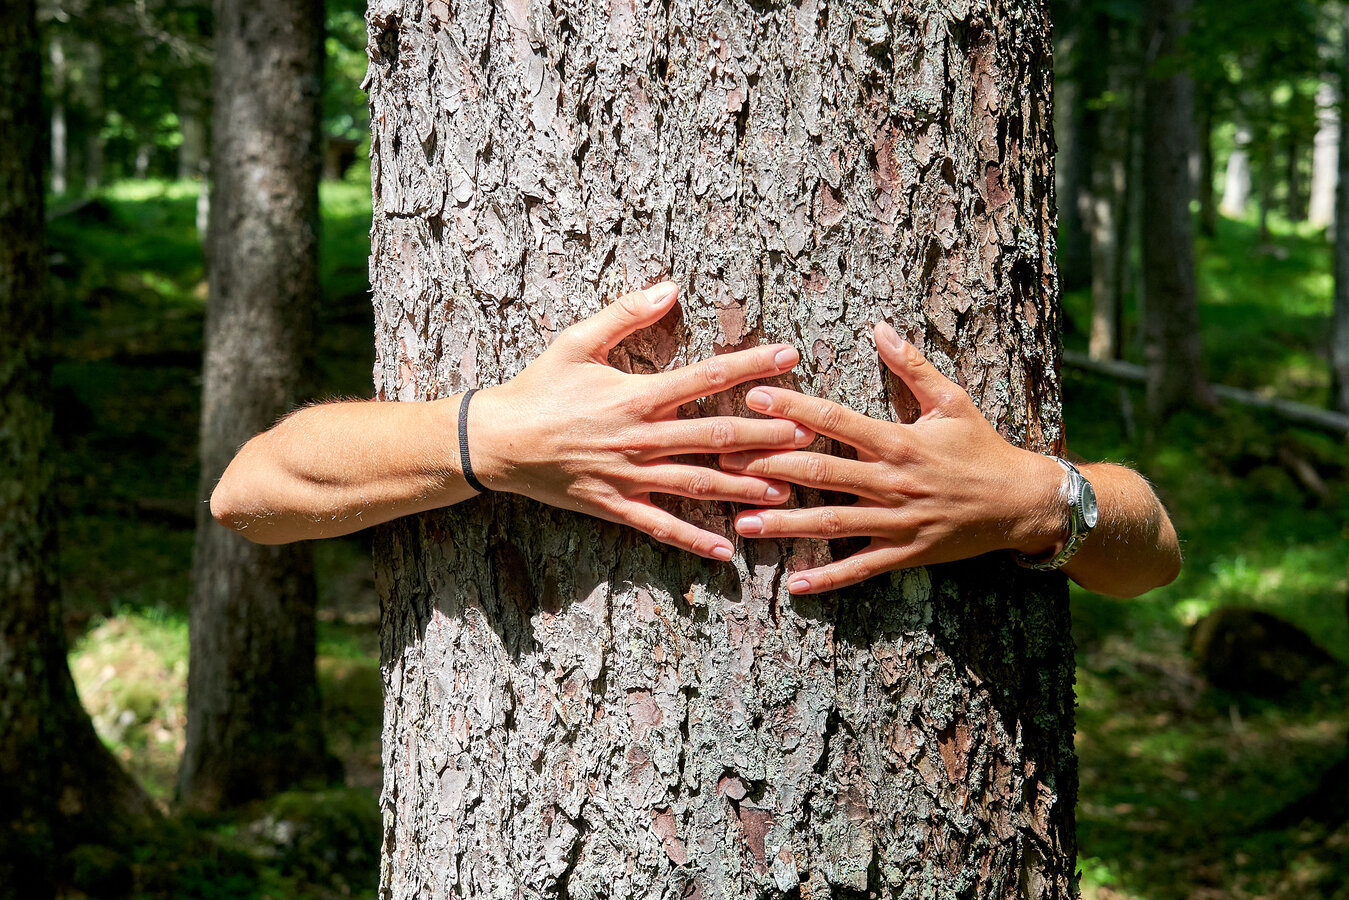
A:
[[471, 282, 815, 560], [720, 321, 1065, 593]]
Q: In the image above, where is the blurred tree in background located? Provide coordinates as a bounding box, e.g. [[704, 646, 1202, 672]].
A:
[[176, 0, 331, 814], [1, 2, 158, 896]]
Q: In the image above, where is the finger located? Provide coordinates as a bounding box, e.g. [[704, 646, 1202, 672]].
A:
[[560, 282, 680, 359], [647, 343, 801, 410], [635, 464, 793, 505], [874, 322, 971, 417], [786, 544, 914, 594], [742, 387, 888, 453], [718, 450, 888, 501], [734, 506, 897, 540], [617, 499, 734, 561], [632, 417, 813, 460]]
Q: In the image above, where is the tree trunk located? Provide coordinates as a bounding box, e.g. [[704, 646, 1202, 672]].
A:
[[179, 91, 207, 180], [1141, 0, 1213, 421], [1197, 92, 1216, 237], [1055, 0, 1095, 292], [82, 39, 103, 191], [49, 33, 67, 195], [367, 0, 1076, 897], [1, 3, 157, 894], [1308, 80, 1337, 232], [1257, 130, 1274, 244], [1089, 14, 1135, 361], [1220, 123, 1252, 218], [177, 0, 330, 812], [1286, 126, 1305, 224], [1333, 8, 1349, 414]]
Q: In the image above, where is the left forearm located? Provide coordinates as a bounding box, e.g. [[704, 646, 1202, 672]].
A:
[[1056, 462, 1181, 598]]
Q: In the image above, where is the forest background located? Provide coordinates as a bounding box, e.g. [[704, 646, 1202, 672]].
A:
[[10, 0, 1349, 896]]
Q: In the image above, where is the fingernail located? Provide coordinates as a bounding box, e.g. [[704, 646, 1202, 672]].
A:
[[711, 544, 733, 561], [764, 484, 788, 502], [738, 515, 764, 534], [788, 578, 810, 593], [773, 347, 798, 369], [722, 452, 748, 470], [646, 282, 678, 307], [794, 426, 811, 444], [746, 388, 771, 411]]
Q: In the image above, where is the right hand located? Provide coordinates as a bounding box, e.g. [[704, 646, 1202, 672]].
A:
[[470, 282, 812, 560]]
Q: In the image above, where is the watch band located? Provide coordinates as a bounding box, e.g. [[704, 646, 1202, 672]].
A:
[[1014, 457, 1096, 571]]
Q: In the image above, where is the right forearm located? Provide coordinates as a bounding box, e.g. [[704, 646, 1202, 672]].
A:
[[210, 398, 476, 543]]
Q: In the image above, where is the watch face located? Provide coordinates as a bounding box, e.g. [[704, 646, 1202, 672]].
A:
[[1080, 481, 1099, 529]]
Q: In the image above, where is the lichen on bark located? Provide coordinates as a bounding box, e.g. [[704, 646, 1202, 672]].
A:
[[367, 0, 1074, 896]]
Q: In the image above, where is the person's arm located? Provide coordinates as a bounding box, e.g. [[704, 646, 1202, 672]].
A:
[[210, 282, 813, 556], [719, 321, 1181, 598]]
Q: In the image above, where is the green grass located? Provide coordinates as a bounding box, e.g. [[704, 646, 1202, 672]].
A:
[[51, 179, 1349, 898]]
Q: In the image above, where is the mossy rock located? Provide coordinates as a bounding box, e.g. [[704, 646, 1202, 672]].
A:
[[1187, 607, 1341, 696], [240, 788, 380, 894]]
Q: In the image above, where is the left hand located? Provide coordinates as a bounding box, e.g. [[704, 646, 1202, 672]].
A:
[[720, 321, 1066, 594]]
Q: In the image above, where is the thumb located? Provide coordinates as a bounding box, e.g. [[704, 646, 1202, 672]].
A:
[[875, 322, 967, 416], [562, 282, 679, 359]]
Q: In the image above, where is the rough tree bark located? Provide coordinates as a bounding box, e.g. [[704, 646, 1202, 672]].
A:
[[1141, 0, 1213, 420], [177, 0, 331, 811], [1, 2, 157, 894], [367, 0, 1076, 896]]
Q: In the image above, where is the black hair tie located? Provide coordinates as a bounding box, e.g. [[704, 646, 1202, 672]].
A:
[[459, 388, 488, 493]]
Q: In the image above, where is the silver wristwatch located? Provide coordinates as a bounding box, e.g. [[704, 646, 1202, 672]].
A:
[[1015, 457, 1099, 571]]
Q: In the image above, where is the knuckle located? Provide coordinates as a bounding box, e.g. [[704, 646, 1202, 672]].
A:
[[709, 420, 736, 449], [648, 521, 674, 544], [803, 455, 831, 484], [818, 509, 844, 537], [701, 359, 730, 390], [687, 472, 714, 496], [817, 403, 844, 434]]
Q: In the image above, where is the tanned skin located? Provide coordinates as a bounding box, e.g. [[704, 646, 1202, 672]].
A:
[[212, 285, 1180, 599]]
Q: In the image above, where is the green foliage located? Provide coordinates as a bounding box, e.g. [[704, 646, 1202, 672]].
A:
[[1062, 212, 1349, 897]]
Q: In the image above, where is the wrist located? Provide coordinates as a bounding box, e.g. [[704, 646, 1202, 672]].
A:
[[1007, 450, 1069, 558], [461, 383, 521, 493]]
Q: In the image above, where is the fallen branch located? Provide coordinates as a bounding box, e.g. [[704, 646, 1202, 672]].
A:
[[1061, 350, 1349, 435]]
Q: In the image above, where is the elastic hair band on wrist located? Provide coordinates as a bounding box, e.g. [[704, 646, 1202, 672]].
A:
[[458, 388, 488, 494]]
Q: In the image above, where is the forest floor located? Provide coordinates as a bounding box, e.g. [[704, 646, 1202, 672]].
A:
[[47, 178, 1349, 898]]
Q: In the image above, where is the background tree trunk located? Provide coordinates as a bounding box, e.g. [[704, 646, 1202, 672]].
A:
[[1333, 6, 1349, 415], [1089, 14, 1136, 361], [1198, 93, 1216, 236], [1, 3, 157, 894], [48, 33, 67, 195], [1220, 123, 1252, 217], [1141, 0, 1213, 420], [82, 39, 103, 191], [1308, 80, 1337, 232], [177, 0, 331, 812], [367, 0, 1076, 897], [1054, 0, 1096, 293], [179, 90, 207, 180]]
